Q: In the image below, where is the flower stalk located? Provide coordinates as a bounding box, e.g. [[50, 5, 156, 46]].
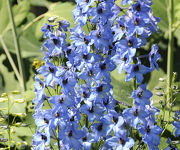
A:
[[167, 0, 174, 101]]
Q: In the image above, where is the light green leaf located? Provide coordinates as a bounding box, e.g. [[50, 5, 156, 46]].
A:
[[0, 0, 9, 34], [29, 0, 51, 8], [0, 0, 30, 35], [151, 0, 168, 33], [111, 69, 133, 106], [2, 30, 42, 58]]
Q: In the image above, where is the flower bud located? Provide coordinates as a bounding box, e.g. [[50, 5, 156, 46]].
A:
[[14, 98, 25, 103], [1, 93, 7, 97]]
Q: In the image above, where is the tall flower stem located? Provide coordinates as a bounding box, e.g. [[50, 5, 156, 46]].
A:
[[167, 0, 174, 101], [7, 0, 26, 91], [7, 95, 11, 150]]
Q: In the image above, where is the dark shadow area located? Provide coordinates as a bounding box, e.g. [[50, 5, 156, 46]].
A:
[[30, 5, 48, 17], [47, 0, 76, 3], [0, 49, 32, 84]]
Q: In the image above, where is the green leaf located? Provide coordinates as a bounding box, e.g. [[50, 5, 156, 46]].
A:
[[2, 30, 42, 58], [151, 0, 168, 33], [0, 0, 30, 35], [174, 0, 180, 21], [13, 0, 30, 27], [111, 69, 133, 106], [29, 0, 51, 8], [35, 2, 75, 40], [0, 0, 9, 34], [1, 12, 42, 58], [151, 0, 180, 46]]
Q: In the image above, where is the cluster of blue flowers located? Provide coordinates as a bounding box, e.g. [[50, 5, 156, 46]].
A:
[[31, 0, 175, 149]]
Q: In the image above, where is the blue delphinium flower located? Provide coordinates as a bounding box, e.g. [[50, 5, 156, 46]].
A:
[[80, 102, 105, 123], [121, 0, 133, 6], [80, 126, 96, 150], [32, 131, 50, 150], [138, 121, 163, 150], [78, 63, 97, 87], [43, 32, 66, 57], [106, 133, 134, 150], [94, 56, 116, 81], [89, 24, 112, 51], [70, 25, 92, 54], [90, 2, 113, 25], [37, 61, 59, 87], [125, 63, 150, 84], [33, 0, 162, 149], [172, 111, 180, 137], [58, 125, 84, 150], [111, 15, 127, 41], [91, 117, 113, 142], [131, 84, 152, 107], [41, 23, 53, 38], [56, 20, 70, 31], [148, 44, 161, 71], [112, 51, 133, 74], [123, 105, 149, 128]]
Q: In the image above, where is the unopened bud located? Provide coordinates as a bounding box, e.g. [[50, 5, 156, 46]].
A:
[[11, 128, 15, 134], [0, 125, 8, 130], [16, 142, 21, 146], [14, 98, 25, 103], [14, 122, 22, 127], [21, 123, 28, 127], [0, 98, 8, 103], [11, 90, 21, 94], [48, 16, 58, 23], [0, 118, 5, 122], [155, 87, 162, 90], [0, 138, 8, 142], [1, 93, 7, 97], [156, 92, 164, 96], [13, 113, 27, 118], [159, 78, 165, 82]]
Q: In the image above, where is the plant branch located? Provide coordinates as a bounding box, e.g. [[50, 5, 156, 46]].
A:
[[7, 0, 26, 91]]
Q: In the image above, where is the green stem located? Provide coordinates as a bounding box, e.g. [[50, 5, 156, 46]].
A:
[[133, 77, 137, 90], [57, 126, 60, 150], [167, 0, 174, 101], [7, 95, 11, 150], [0, 37, 22, 85], [7, 0, 26, 91]]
